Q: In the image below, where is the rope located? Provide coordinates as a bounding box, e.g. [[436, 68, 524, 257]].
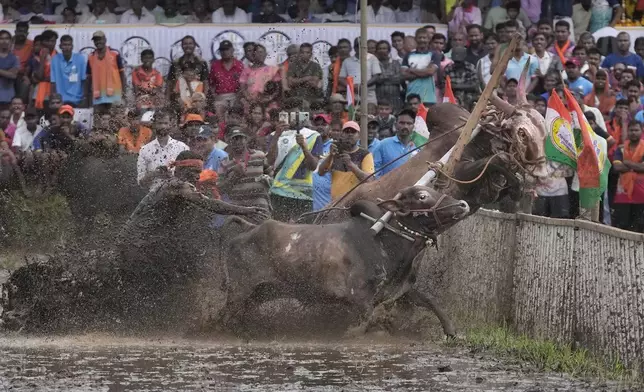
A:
[[427, 152, 505, 185]]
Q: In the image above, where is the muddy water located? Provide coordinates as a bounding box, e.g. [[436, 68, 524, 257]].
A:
[[0, 336, 618, 391]]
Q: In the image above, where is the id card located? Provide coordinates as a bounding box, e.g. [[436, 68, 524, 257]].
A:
[[69, 73, 78, 83]]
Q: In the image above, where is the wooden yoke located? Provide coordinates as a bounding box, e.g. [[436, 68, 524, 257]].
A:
[[440, 35, 522, 177]]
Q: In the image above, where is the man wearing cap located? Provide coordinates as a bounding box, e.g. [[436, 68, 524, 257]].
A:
[[445, 46, 478, 110], [565, 57, 593, 96], [209, 40, 245, 121], [328, 93, 348, 123], [219, 126, 273, 217], [371, 108, 416, 178], [189, 124, 228, 173], [118, 110, 153, 153], [87, 31, 126, 111], [51, 35, 88, 108], [318, 120, 374, 200], [137, 110, 190, 189], [181, 113, 207, 142]]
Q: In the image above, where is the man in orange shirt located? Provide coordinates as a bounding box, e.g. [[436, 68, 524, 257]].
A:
[[12, 22, 32, 102], [117, 110, 153, 153]]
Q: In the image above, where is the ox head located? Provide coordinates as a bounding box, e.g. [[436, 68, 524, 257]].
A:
[[379, 186, 470, 236], [489, 58, 548, 180]]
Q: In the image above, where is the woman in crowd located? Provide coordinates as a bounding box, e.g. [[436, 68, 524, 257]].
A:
[[247, 104, 272, 151]]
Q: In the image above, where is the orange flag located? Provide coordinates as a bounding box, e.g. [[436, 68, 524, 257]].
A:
[[443, 75, 457, 104], [564, 88, 600, 189]]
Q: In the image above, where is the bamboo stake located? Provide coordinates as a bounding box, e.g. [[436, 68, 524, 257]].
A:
[[441, 34, 522, 177], [368, 36, 521, 236]]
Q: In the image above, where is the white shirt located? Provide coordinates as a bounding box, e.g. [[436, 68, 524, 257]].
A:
[[395, 6, 421, 23], [359, 5, 396, 23], [534, 50, 553, 75], [12, 124, 43, 152], [137, 136, 189, 185], [54, 2, 91, 18], [477, 55, 492, 86], [211, 7, 249, 23], [10, 112, 25, 129], [318, 11, 355, 22], [583, 105, 608, 134], [80, 11, 118, 24], [120, 8, 156, 24]]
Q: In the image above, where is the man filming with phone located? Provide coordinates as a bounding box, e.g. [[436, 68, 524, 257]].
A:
[[318, 121, 374, 201]]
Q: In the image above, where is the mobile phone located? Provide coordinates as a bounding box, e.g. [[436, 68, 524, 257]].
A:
[[289, 112, 297, 124], [299, 112, 310, 124], [279, 111, 289, 124]]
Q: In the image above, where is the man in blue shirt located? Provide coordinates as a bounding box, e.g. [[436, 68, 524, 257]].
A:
[[372, 108, 417, 178], [312, 115, 336, 211], [565, 57, 593, 96], [601, 32, 644, 78], [190, 125, 228, 172], [51, 35, 87, 107]]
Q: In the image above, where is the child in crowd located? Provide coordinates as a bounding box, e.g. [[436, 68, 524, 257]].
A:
[[376, 100, 396, 137], [132, 49, 163, 111], [175, 64, 204, 111]]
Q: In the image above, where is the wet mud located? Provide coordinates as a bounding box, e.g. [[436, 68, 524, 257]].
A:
[[0, 336, 623, 391]]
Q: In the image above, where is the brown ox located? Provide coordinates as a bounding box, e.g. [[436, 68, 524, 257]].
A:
[[219, 185, 470, 338]]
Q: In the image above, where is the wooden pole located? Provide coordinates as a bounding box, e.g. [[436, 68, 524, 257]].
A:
[[368, 35, 522, 236], [441, 35, 522, 177], [359, 0, 368, 149]]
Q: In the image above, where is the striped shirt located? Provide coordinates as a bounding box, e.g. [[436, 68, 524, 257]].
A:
[[220, 149, 271, 209]]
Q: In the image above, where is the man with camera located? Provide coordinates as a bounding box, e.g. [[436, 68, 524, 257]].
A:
[[318, 120, 374, 201]]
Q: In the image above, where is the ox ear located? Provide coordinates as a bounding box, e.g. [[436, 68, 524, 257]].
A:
[[379, 199, 408, 215]]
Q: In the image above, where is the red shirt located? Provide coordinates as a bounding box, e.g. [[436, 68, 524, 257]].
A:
[[209, 59, 245, 95]]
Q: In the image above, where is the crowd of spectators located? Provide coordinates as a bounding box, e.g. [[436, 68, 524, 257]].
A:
[[0, 0, 644, 233]]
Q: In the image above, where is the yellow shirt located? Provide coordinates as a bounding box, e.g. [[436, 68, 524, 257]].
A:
[[330, 147, 375, 199]]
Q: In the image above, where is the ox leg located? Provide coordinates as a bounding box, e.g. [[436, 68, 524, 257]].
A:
[[406, 289, 456, 338]]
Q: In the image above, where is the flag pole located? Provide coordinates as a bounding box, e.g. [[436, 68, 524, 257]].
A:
[[359, 0, 368, 148]]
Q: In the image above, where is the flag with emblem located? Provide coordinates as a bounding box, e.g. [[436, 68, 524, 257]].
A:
[[443, 75, 457, 104], [544, 91, 577, 168], [346, 76, 356, 120], [563, 88, 610, 208], [411, 103, 430, 147]]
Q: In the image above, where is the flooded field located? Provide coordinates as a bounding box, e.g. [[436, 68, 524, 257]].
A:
[[0, 335, 625, 391]]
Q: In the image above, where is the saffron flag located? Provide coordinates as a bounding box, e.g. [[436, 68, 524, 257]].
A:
[[563, 88, 610, 208], [411, 103, 430, 147], [443, 75, 457, 104], [346, 76, 356, 121]]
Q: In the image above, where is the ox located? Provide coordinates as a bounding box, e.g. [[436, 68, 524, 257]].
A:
[[219, 185, 470, 338]]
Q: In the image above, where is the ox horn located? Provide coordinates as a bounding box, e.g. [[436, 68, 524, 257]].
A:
[[489, 92, 516, 117], [516, 57, 531, 107]]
